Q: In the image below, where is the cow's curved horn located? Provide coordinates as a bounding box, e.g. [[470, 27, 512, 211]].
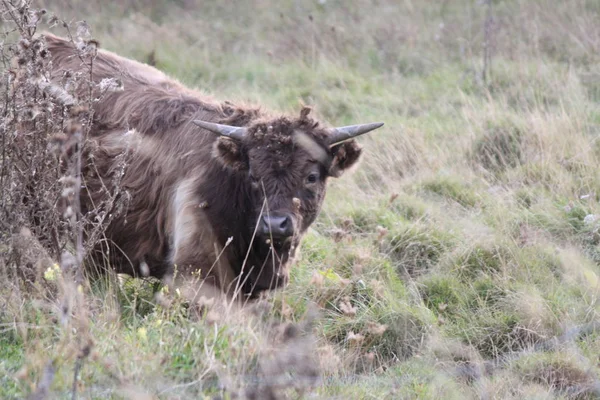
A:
[[327, 122, 384, 146], [193, 120, 247, 140]]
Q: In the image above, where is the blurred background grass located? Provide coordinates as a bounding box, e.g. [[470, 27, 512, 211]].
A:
[[2, 0, 600, 398]]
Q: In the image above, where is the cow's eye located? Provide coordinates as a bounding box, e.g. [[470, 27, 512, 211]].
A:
[[306, 173, 319, 184]]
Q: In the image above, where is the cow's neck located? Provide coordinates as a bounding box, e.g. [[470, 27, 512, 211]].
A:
[[201, 163, 258, 275]]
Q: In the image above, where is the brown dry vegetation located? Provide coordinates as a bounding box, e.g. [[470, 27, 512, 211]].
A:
[[2, 0, 600, 399]]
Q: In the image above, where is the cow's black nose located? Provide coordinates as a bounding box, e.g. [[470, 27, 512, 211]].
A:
[[260, 214, 294, 238]]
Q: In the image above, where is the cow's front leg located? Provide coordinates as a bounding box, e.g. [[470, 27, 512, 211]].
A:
[[166, 177, 241, 314]]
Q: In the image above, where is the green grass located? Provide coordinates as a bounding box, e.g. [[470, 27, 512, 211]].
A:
[[3, 0, 600, 398]]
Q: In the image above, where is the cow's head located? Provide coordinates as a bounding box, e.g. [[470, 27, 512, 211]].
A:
[[193, 107, 383, 294]]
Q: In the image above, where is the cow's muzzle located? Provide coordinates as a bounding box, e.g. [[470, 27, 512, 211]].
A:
[[259, 212, 295, 239]]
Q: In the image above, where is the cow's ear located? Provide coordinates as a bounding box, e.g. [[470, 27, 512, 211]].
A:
[[213, 137, 248, 170], [328, 140, 362, 178]]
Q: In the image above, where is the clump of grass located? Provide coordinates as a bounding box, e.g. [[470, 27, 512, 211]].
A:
[[445, 285, 558, 361], [450, 242, 515, 281], [466, 276, 508, 308], [419, 274, 465, 316], [370, 306, 431, 363], [387, 193, 430, 221], [471, 122, 524, 173], [421, 176, 481, 208], [514, 187, 538, 209], [504, 287, 558, 337], [457, 311, 543, 359], [332, 205, 398, 234], [320, 301, 431, 370], [563, 201, 595, 234], [514, 245, 563, 286], [382, 223, 455, 278], [516, 352, 600, 399]]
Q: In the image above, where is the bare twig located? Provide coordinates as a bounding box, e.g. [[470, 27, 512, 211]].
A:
[[71, 342, 92, 400], [27, 361, 55, 400], [482, 0, 493, 86]]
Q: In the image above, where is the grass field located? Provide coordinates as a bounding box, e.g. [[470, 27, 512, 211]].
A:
[[2, 0, 600, 398]]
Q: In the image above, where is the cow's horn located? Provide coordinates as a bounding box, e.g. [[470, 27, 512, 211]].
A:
[[327, 122, 384, 146], [193, 120, 247, 140]]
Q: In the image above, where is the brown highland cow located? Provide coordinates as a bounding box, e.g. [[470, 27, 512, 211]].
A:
[[44, 33, 383, 304]]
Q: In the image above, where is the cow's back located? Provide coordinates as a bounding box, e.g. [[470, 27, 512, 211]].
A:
[[44, 33, 169, 86], [44, 33, 225, 139]]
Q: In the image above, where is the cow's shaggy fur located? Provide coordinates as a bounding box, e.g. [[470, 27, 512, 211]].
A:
[[45, 33, 364, 301]]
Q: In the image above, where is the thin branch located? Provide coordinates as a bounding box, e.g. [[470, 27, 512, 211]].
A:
[[482, 0, 493, 86], [27, 361, 55, 400]]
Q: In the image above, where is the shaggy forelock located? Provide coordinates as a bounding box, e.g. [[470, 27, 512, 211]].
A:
[[293, 130, 330, 165]]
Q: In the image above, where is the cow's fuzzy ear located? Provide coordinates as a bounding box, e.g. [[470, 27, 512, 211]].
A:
[[213, 137, 248, 170], [328, 140, 363, 178]]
